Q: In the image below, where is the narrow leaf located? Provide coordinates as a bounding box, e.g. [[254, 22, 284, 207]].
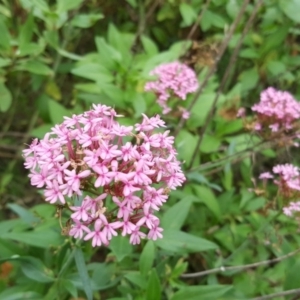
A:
[[155, 229, 217, 253], [146, 269, 161, 300], [161, 197, 192, 230], [74, 247, 93, 300], [0, 82, 12, 112], [171, 285, 233, 300], [139, 240, 155, 276]]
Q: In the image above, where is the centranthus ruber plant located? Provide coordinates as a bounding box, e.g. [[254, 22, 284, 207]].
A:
[[259, 163, 300, 218], [23, 104, 185, 246], [238, 87, 300, 145], [145, 61, 199, 119]]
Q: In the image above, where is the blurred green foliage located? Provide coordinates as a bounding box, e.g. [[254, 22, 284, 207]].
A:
[[1, 0, 300, 299]]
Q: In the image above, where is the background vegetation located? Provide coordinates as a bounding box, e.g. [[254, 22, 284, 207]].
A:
[[1, 0, 300, 299]]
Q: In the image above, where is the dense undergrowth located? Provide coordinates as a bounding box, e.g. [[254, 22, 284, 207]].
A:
[[1, 0, 300, 299]]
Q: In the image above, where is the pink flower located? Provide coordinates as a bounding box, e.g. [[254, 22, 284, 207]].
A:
[[236, 108, 245, 118], [44, 180, 65, 204], [130, 227, 146, 245], [84, 219, 107, 247], [145, 62, 198, 119], [23, 104, 186, 247], [259, 172, 273, 180], [251, 87, 300, 132], [93, 165, 114, 187], [259, 163, 300, 217], [64, 169, 91, 194], [147, 220, 163, 240], [69, 220, 90, 239]]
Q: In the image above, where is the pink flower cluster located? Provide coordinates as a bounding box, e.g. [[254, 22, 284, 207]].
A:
[[251, 87, 300, 133], [259, 163, 300, 217], [23, 104, 185, 246], [145, 61, 199, 119]]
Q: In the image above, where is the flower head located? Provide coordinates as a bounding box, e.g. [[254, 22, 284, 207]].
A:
[[23, 104, 185, 246], [252, 87, 300, 133], [145, 61, 198, 119]]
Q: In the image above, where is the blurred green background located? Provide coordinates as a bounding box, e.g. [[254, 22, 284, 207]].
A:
[[1, 0, 300, 299]]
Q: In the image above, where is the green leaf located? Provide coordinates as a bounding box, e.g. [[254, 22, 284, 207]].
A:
[[71, 13, 104, 28], [18, 13, 34, 54], [74, 247, 93, 300], [188, 93, 214, 127], [48, 99, 70, 124], [0, 4, 11, 17], [71, 63, 113, 82], [267, 60, 286, 76], [45, 80, 61, 101], [91, 262, 117, 290], [200, 134, 221, 153], [31, 124, 53, 138], [0, 58, 11, 67], [161, 197, 192, 230], [0, 229, 64, 248], [0, 16, 11, 50], [139, 241, 155, 276], [239, 68, 259, 92], [146, 269, 161, 300], [60, 279, 78, 298], [176, 130, 198, 167], [171, 285, 233, 300], [259, 25, 289, 57], [0, 82, 12, 112], [284, 260, 300, 290], [20, 257, 54, 283], [141, 36, 158, 55], [279, 0, 300, 23], [124, 272, 146, 288], [0, 219, 27, 235], [95, 36, 122, 69], [44, 30, 59, 48], [226, 0, 240, 19], [211, 11, 226, 28], [17, 60, 53, 76], [132, 93, 146, 117], [179, 3, 197, 26], [7, 204, 40, 225], [108, 24, 133, 62], [192, 185, 221, 220], [109, 236, 133, 262], [244, 196, 266, 211], [125, 0, 137, 7], [155, 229, 218, 253], [201, 10, 213, 31], [31, 0, 49, 11], [0, 289, 41, 300], [97, 82, 126, 109], [57, 0, 84, 13], [239, 48, 259, 59], [57, 48, 82, 60]]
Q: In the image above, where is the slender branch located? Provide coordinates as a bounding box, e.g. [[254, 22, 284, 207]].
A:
[[174, 0, 250, 138], [131, 0, 161, 50], [186, 0, 213, 41], [188, 140, 265, 173], [187, 0, 263, 169], [181, 248, 300, 278], [250, 288, 300, 300], [188, 131, 299, 173]]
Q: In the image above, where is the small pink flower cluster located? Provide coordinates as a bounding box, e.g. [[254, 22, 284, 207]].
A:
[[259, 163, 300, 217], [252, 87, 300, 133], [23, 104, 185, 246], [145, 61, 199, 119]]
